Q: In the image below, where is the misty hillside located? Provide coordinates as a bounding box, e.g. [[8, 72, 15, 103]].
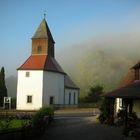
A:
[[57, 32, 140, 97]]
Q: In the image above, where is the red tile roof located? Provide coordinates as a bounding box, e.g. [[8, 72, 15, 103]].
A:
[[17, 55, 65, 74], [105, 80, 140, 99], [119, 70, 135, 87]]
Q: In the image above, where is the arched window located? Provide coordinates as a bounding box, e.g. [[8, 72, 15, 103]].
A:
[[69, 92, 71, 105], [37, 46, 42, 54], [74, 92, 76, 104]]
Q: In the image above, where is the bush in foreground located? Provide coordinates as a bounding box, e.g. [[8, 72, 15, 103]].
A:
[[21, 107, 54, 139], [32, 107, 54, 127], [98, 98, 110, 124]]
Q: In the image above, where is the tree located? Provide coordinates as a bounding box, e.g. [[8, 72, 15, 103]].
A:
[[85, 85, 104, 103], [0, 67, 7, 107], [98, 98, 110, 124]]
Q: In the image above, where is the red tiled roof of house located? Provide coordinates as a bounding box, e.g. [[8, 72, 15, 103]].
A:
[[17, 55, 65, 74], [105, 80, 140, 99], [119, 69, 135, 87]]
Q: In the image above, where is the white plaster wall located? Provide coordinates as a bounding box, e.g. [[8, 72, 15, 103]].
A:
[[16, 70, 43, 110], [133, 100, 140, 118], [64, 89, 79, 105], [116, 98, 121, 113], [42, 72, 64, 106], [115, 98, 125, 117]]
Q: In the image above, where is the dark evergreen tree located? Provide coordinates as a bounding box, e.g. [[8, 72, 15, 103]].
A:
[[0, 67, 7, 106], [85, 85, 104, 103]]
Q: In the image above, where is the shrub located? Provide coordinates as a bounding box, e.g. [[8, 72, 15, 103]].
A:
[[85, 85, 104, 103], [117, 109, 125, 119], [129, 112, 137, 120], [16, 107, 53, 139], [0, 118, 11, 129], [98, 98, 110, 124], [0, 117, 31, 130], [98, 113, 106, 124], [116, 109, 125, 125], [32, 107, 54, 127], [116, 110, 138, 127]]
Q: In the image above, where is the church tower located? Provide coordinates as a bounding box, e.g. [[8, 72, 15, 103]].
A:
[[31, 18, 55, 57], [16, 18, 79, 110]]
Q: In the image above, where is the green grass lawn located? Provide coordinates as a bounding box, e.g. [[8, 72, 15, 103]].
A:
[[0, 119, 31, 130]]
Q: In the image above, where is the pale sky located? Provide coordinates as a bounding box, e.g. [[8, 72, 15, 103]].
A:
[[0, 0, 140, 77]]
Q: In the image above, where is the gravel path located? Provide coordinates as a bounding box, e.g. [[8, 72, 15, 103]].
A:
[[41, 116, 125, 140]]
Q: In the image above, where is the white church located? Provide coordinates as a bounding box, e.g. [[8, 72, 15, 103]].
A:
[[16, 18, 79, 110]]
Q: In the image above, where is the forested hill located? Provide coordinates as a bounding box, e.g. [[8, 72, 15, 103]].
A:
[[57, 33, 140, 97]]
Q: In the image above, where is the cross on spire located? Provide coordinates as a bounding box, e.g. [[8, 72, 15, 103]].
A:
[[44, 10, 46, 19]]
